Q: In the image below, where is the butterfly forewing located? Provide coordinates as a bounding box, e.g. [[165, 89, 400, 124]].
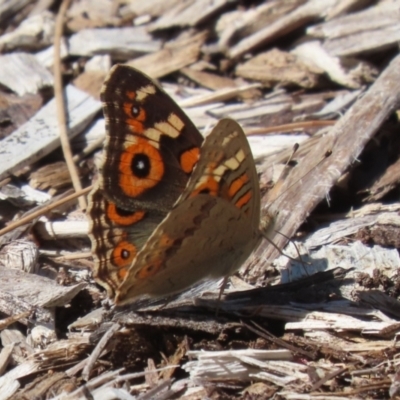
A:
[[99, 65, 204, 212]]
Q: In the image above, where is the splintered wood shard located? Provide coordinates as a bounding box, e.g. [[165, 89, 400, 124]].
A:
[[247, 53, 400, 279], [0, 85, 101, 181]]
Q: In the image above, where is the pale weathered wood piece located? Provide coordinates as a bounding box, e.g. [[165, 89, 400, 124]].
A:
[[309, 89, 362, 119], [68, 307, 107, 331], [81, 323, 120, 381], [0, 267, 85, 308], [28, 0, 54, 16], [325, 0, 366, 20], [309, 1, 400, 56], [213, 95, 290, 116], [122, 0, 182, 18], [66, 0, 121, 31], [34, 39, 68, 68], [0, 92, 43, 137], [216, 1, 301, 51], [178, 83, 261, 108], [68, 27, 162, 58], [0, 290, 53, 326], [0, 0, 30, 25], [35, 220, 88, 239], [247, 53, 400, 280], [179, 103, 220, 131], [0, 11, 55, 52], [297, 38, 376, 88], [0, 183, 51, 205], [0, 344, 13, 375], [149, 0, 232, 30], [52, 369, 172, 399], [73, 55, 111, 99], [279, 240, 400, 292], [0, 239, 39, 273], [305, 212, 400, 249], [0, 371, 20, 399], [127, 32, 206, 78], [228, 0, 338, 59], [183, 349, 295, 384], [0, 85, 101, 181], [324, 26, 400, 57], [235, 48, 321, 88], [0, 53, 54, 96], [309, 1, 400, 39], [286, 311, 399, 335], [181, 67, 253, 94], [72, 117, 105, 153], [208, 95, 294, 121], [249, 135, 309, 160]]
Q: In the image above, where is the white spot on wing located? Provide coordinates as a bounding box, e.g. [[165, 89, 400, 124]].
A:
[[155, 121, 180, 138], [122, 134, 138, 149], [137, 84, 156, 101], [168, 113, 184, 132], [144, 128, 161, 149]]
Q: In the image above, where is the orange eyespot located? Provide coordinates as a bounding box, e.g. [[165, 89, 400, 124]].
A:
[[119, 137, 164, 197], [111, 241, 136, 269], [123, 101, 146, 133]]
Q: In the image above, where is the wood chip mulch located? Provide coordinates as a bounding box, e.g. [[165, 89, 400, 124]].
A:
[[1, 1, 400, 399]]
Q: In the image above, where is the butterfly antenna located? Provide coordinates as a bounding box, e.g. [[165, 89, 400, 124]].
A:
[[259, 149, 332, 271], [265, 144, 299, 205], [274, 230, 310, 275], [266, 149, 332, 208], [260, 228, 304, 264], [215, 276, 229, 317]]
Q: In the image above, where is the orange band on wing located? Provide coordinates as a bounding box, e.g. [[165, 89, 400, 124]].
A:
[[180, 147, 200, 173], [119, 138, 164, 197], [228, 174, 249, 199], [235, 190, 252, 209], [107, 202, 145, 226]]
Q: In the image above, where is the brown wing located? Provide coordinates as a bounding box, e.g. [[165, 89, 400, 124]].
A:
[[87, 65, 203, 298]]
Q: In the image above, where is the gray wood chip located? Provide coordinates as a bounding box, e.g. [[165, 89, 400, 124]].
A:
[[0, 85, 101, 181], [68, 27, 162, 58], [0, 53, 53, 95]]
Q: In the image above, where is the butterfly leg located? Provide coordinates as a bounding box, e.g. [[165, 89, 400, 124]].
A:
[[214, 276, 229, 316]]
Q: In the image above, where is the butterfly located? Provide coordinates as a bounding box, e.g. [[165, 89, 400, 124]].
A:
[[87, 65, 275, 306]]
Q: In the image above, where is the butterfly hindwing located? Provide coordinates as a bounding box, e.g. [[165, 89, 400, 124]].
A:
[[115, 119, 262, 304]]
